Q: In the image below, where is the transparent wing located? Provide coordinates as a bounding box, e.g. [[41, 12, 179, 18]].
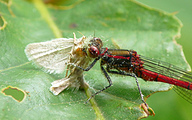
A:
[[140, 55, 192, 103], [25, 38, 74, 74]]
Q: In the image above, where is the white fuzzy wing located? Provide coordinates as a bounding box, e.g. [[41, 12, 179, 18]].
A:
[[25, 38, 74, 74]]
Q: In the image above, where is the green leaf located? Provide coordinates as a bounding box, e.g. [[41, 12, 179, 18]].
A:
[[0, 0, 188, 119]]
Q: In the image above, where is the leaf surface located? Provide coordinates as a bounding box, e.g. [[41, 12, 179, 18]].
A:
[[0, 0, 187, 119]]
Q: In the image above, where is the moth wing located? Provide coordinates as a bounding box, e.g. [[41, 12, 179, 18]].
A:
[[25, 38, 74, 74]]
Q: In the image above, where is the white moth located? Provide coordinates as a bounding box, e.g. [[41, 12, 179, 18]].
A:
[[25, 38, 74, 74], [25, 33, 94, 95]]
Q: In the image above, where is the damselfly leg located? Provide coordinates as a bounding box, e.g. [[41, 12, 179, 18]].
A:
[[106, 66, 148, 108], [71, 57, 148, 108]]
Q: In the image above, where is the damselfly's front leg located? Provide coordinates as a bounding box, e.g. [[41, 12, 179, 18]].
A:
[[86, 64, 113, 102], [67, 57, 101, 71]]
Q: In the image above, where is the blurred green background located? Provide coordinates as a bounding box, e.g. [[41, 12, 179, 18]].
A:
[[136, 0, 192, 120]]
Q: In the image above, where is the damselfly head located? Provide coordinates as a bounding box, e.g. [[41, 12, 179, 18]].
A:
[[87, 37, 103, 58]]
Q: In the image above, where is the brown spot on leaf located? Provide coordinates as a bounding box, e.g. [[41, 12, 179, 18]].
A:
[[69, 23, 78, 29]]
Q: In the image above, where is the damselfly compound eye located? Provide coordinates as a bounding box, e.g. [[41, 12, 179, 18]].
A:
[[90, 37, 103, 49], [88, 45, 100, 58], [93, 37, 103, 48]]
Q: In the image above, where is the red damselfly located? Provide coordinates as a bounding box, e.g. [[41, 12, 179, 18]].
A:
[[25, 33, 192, 114], [71, 37, 192, 107]]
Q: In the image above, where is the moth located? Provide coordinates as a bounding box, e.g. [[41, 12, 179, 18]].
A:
[[25, 33, 95, 95]]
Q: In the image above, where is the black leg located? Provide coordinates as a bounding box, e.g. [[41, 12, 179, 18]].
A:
[[107, 67, 148, 108], [68, 57, 100, 71], [86, 64, 113, 102]]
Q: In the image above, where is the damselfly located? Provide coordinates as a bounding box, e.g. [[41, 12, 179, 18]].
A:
[[72, 37, 192, 106], [25, 33, 192, 113]]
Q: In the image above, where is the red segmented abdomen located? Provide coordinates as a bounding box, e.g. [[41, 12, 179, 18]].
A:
[[140, 69, 192, 90]]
